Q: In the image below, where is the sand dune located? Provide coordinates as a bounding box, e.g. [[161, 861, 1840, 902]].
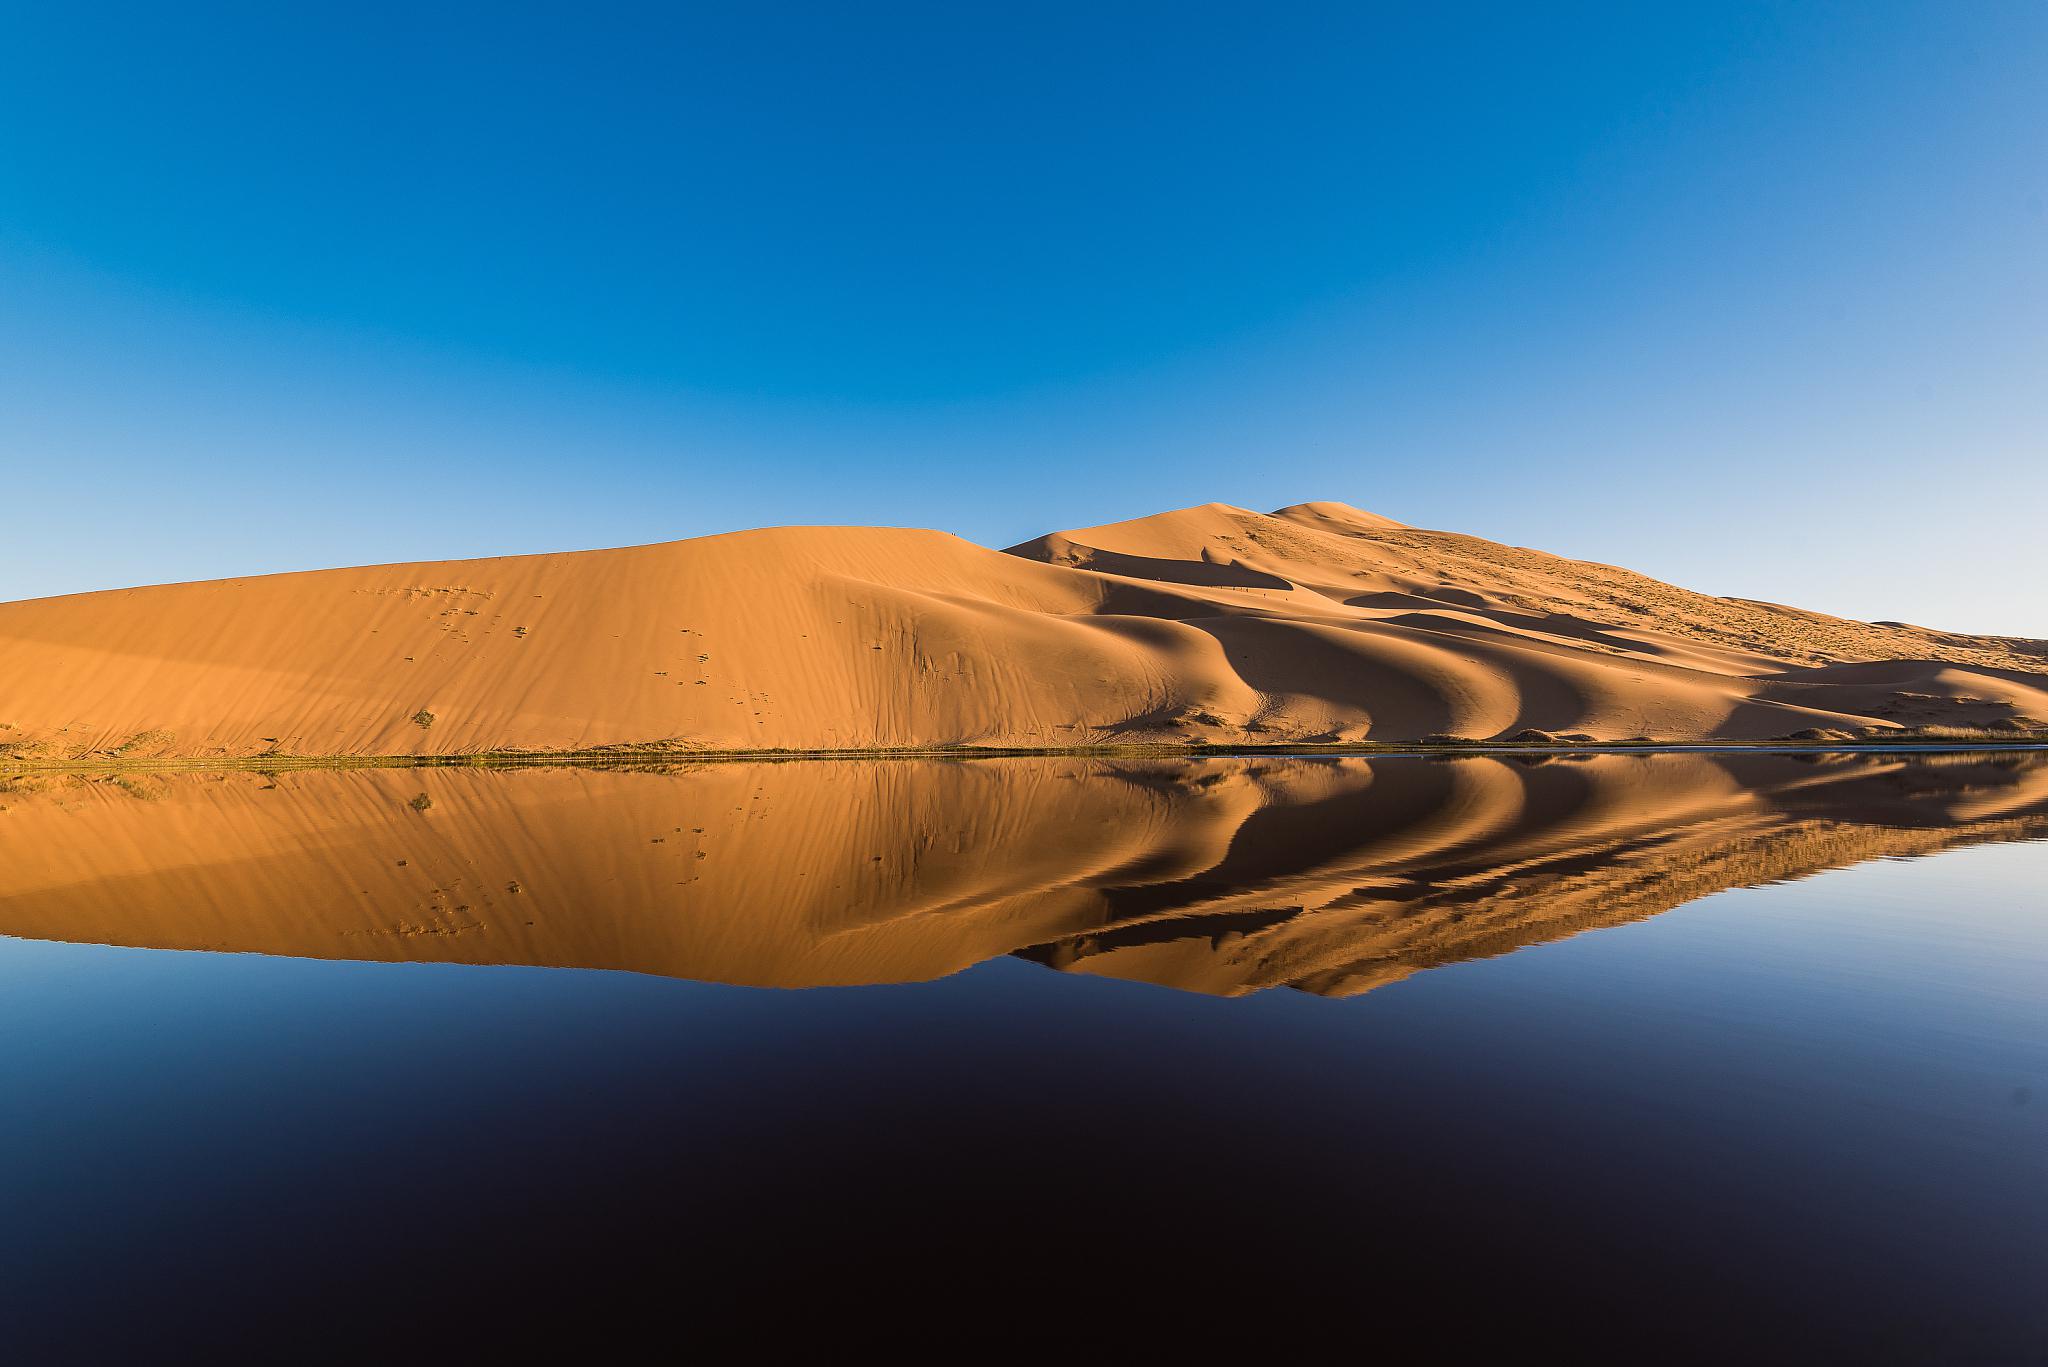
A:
[[1, 501, 2044, 759], [1, 753, 2042, 996]]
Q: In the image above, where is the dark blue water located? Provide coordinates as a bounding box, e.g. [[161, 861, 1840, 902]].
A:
[[3, 831, 2044, 1361]]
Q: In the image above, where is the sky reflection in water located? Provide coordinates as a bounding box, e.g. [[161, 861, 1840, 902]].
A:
[[1, 752, 2044, 1360]]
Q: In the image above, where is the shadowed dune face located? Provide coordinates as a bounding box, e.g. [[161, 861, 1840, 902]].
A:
[[1, 501, 2044, 759], [3, 753, 2044, 997]]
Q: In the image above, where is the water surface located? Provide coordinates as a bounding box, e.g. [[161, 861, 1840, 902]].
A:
[[2, 752, 2045, 1359]]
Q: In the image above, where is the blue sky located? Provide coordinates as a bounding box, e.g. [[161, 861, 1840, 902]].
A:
[[2, 2, 2043, 632]]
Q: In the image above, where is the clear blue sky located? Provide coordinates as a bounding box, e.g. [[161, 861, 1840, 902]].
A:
[[3, 2, 2043, 633]]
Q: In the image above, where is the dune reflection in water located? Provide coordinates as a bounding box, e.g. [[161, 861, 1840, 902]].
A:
[[4, 749, 2045, 996]]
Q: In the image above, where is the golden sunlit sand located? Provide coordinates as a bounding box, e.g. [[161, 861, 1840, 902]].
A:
[[2, 501, 2044, 762]]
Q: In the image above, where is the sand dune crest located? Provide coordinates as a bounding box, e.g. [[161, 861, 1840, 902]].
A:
[[1, 503, 2043, 759]]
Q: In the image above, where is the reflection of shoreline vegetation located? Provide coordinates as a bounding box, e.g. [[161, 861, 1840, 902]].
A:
[[8, 745, 2043, 805], [4, 736, 2048, 777]]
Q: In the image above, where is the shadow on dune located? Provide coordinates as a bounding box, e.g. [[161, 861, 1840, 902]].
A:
[[1022, 541, 1296, 590]]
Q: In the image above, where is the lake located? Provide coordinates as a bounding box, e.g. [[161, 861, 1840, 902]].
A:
[[3, 751, 2045, 1360]]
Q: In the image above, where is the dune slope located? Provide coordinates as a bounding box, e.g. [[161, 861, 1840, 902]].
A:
[[1, 502, 2044, 759]]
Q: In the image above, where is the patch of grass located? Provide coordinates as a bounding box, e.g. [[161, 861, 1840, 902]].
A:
[[8, 730, 2048, 778], [112, 728, 178, 756], [1893, 722, 2048, 740]]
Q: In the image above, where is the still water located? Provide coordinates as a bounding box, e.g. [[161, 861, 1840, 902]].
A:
[[2, 752, 2045, 1359]]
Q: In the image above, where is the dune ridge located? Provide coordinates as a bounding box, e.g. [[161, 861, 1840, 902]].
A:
[[1, 501, 2044, 760]]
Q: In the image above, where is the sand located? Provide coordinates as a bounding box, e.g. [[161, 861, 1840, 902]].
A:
[[1, 501, 2044, 759], [1, 752, 2042, 996]]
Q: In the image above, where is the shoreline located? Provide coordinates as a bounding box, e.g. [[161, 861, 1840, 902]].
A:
[[8, 736, 2048, 776]]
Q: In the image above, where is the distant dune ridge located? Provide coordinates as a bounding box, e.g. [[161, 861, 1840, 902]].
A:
[[1, 500, 2044, 760]]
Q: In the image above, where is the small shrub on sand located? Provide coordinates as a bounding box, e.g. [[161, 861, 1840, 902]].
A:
[[412, 710, 436, 729], [408, 792, 433, 813], [115, 728, 177, 756]]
